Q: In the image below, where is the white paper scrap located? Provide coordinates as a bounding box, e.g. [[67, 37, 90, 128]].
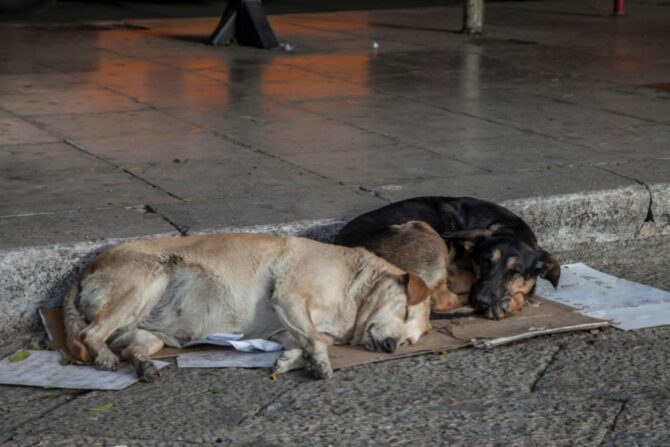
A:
[[536, 263, 670, 330], [0, 350, 169, 390], [183, 332, 283, 352], [177, 350, 282, 369]]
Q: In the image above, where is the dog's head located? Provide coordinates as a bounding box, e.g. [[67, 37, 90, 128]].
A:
[[446, 228, 560, 319], [356, 271, 432, 353]]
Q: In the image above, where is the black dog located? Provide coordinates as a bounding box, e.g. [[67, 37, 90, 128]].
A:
[[335, 196, 560, 320]]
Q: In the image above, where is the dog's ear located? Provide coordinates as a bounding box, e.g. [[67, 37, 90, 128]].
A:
[[403, 272, 431, 306], [535, 250, 561, 289], [442, 228, 492, 252]]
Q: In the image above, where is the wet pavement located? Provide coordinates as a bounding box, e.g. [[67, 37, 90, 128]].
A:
[[2, 2, 670, 445], [1, 0, 669, 248]]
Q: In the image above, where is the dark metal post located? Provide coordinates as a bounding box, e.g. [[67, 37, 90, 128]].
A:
[[209, 0, 279, 49], [462, 0, 484, 35]]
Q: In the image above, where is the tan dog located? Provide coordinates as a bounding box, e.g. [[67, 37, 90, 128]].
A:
[[342, 220, 468, 313], [63, 233, 432, 381]]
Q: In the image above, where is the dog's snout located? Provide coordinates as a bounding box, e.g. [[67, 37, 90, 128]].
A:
[[382, 337, 397, 353]]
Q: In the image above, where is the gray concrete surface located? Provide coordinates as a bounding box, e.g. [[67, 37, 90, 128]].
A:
[[1, 235, 669, 446], [1, 1, 670, 444]]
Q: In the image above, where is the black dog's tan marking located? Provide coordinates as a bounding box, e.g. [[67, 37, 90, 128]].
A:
[[335, 196, 560, 320]]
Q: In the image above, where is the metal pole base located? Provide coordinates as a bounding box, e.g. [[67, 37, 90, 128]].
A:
[[462, 0, 484, 35], [209, 0, 279, 49]]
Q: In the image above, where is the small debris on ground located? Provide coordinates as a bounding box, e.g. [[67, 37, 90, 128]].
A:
[[9, 350, 30, 363], [279, 42, 294, 52], [86, 402, 116, 413]]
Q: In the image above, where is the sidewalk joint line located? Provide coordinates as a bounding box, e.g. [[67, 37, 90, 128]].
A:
[[596, 166, 654, 223], [530, 344, 563, 392], [63, 139, 185, 202]]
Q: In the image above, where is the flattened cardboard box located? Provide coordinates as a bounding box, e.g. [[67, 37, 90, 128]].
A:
[[41, 296, 608, 370]]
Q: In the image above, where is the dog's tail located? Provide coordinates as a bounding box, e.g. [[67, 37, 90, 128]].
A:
[[63, 281, 92, 363]]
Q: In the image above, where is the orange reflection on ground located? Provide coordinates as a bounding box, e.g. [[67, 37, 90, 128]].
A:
[[260, 54, 370, 101], [85, 52, 230, 108]]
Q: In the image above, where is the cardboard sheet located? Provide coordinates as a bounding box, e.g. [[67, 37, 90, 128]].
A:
[[39, 298, 606, 373], [536, 263, 670, 330]]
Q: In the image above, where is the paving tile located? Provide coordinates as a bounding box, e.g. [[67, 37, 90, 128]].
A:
[[30, 109, 199, 140], [433, 91, 670, 155], [0, 85, 147, 117], [79, 65, 233, 108], [0, 142, 176, 215], [154, 187, 386, 233], [124, 151, 333, 201], [300, 95, 521, 148], [72, 130, 263, 165], [423, 131, 611, 172], [166, 104, 399, 157], [0, 117, 58, 145], [0, 207, 176, 250], [523, 80, 670, 125], [281, 143, 484, 185], [0, 73, 88, 95], [368, 165, 635, 203]]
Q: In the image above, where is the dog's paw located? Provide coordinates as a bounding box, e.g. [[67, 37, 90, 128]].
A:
[[487, 294, 525, 320], [95, 351, 119, 371], [137, 360, 161, 383], [309, 358, 333, 380], [273, 349, 307, 374]]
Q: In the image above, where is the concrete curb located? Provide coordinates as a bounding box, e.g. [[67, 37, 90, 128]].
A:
[[1, 184, 668, 338]]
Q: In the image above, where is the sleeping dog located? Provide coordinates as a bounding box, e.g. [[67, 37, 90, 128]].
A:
[[334, 220, 467, 313], [64, 233, 432, 382], [335, 196, 560, 320]]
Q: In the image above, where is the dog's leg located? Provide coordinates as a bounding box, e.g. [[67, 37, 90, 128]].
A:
[[431, 279, 469, 313], [271, 331, 307, 374], [80, 275, 167, 371], [120, 330, 165, 383], [274, 349, 308, 374], [272, 301, 333, 379]]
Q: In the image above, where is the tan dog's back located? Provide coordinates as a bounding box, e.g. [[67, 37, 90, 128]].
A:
[[64, 232, 433, 381]]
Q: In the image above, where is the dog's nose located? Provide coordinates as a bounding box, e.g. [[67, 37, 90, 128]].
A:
[[382, 337, 397, 353]]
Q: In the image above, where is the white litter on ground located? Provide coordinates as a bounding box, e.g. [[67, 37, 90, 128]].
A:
[[182, 333, 283, 352], [536, 263, 670, 330], [177, 350, 281, 369], [0, 350, 169, 390]]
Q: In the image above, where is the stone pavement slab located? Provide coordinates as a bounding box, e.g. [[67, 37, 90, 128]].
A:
[[0, 1, 668, 249], [28, 109, 200, 141], [0, 117, 59, 146], [0, 142, 177, 216], [0, 85, 148, 117], [154, 187, 386, 234], [0, 207, 176, 251]]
